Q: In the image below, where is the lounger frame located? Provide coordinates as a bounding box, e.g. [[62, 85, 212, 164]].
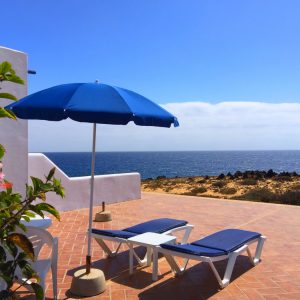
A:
[[91, 224, 194, 266], [158, 235, 266, 288]]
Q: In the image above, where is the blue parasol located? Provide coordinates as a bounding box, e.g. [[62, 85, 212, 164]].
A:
[[6, 82, 179, 274]]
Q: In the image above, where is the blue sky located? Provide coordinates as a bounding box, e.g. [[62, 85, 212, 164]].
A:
[[2, 0, 300, 151]]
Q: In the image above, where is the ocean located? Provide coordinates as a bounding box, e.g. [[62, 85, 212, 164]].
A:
[[44, 151, 300, 180]]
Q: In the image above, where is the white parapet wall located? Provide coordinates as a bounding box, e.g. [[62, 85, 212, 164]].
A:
[[28, 153, 141, 211], [0, 47, 28, 195]]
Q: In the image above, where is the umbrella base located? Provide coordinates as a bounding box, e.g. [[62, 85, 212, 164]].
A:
[[95, 211, 112, 222], [70, 268, 106, 296]]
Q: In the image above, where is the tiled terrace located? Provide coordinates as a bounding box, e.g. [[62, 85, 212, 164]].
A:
[[22, 192, 300, 299]]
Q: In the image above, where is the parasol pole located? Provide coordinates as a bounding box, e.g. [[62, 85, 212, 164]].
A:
[[86, 122, 97, 274]]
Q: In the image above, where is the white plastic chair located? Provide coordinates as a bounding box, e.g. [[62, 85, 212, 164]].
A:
[[23, 226, 58, 300]]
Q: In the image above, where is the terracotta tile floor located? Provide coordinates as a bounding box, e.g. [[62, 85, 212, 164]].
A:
[[19, 192, 300, 299]]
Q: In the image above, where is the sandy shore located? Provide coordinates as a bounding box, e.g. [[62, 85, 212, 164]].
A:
[[141, 170, 300, 205]]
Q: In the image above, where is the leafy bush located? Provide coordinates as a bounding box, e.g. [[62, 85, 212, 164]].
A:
[[167, 181, 177, 186], [266, 169, 277, 178], [274, 175, 293, 182], [220, 187, 237, 195], [291, 184, 300, 190], [240, 178, 258, 186], [211, 181, 227, 188], [226, 172, 234, 180], [237, 188, 277, 202], [183, 186, 207, 196], [197, 178, 206, 184], [278, 190, 300, 205], [190, 186, 207, 194], [233, 171, 243, 178], [145, 180, 164, 189], [217, 173, 225, 180], [144, 178, 153, 181]]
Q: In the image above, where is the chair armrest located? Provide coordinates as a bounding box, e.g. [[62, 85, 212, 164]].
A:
[[164, 224, 194, 244]]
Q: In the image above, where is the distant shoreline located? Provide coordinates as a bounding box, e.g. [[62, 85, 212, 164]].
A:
[[44, 151, 300, 180], [141, 170, 300, 206]]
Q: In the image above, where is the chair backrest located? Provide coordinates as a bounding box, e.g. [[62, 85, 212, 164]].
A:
[[3, 226, 56, 282], [24, 226, 54, 258]]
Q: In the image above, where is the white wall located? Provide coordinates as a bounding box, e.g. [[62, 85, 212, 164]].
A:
[[28, 153, 141, 211], [0, 47, 28, 194]]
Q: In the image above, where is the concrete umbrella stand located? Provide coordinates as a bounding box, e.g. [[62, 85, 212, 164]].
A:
[[95, 202, 112, 222]]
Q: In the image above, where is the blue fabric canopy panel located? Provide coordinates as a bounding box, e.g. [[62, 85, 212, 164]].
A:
[[6, 83, 179, 128]]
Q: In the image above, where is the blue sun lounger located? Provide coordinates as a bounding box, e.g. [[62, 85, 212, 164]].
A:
[[158, 229, 266, 288], [91, 218, 194, 265]]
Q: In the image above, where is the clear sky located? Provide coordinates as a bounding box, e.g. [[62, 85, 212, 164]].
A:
[[2, 0, 300, 151]]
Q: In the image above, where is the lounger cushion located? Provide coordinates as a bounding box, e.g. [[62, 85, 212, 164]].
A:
[[160, 243, 226, 257], [91, 229, 136, 239], [192, 229, 261, 254], [123, 218, 188, 234]]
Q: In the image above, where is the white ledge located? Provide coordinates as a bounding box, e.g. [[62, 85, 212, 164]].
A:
[[28, 153, 141, 211]]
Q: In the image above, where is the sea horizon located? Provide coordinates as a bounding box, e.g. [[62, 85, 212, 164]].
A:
[[36, 149, 300, 154], [43, 150, 300, 179]]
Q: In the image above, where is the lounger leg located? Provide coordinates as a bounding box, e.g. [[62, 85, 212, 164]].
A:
[[152, 248, 158, 281], [138, 247, 152, 266], [164, 254, 186, 274], [246, 247, 255, 266], [125, 242, 146, 266], [146, 247, 152, 266], [208, 260, 224, 288], [182, 258, 189, 271], [129, 243, 134, 274], [246, 236, 266, 266], [253, 236, 266, 265], [181, 225, 194, 244], [94, 238, 121, 257], [208, 251, 239, 289], [222, 252, 239, 288]]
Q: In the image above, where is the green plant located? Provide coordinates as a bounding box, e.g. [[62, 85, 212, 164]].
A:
[[0, 61, 24, 120], [278, 190, 300, 205], [0, 167, 64, 299], [240, 178, 258, 186], [190, 186, 207, 194], [220, 187, 237, 195], [211, 181, 227, 189], [274, 175, 293, 182], [197, 178, 206, 184], [217, 173, 225, 180], [156, 175, 166, 180], [291, 184, 300, 190], [236, 188, 277, 202]]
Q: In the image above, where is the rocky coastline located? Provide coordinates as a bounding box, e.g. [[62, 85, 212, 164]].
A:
[[141, 170, 300, 205]]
